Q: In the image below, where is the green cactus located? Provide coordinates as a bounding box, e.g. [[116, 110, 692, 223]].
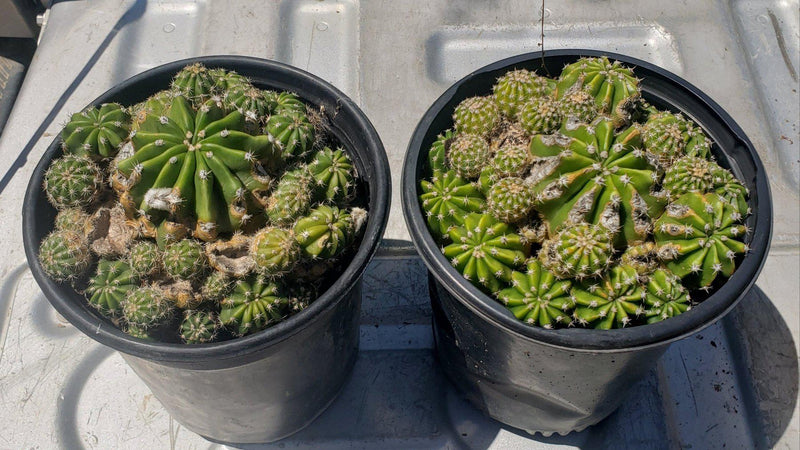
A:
[[220, 276, 290, 336], [477, 165, 501, 195], [654, 192, 748, 289], [180, 310, 218, 344], [114, 95, 279, 241], [419, 170, 486, 239], [572, 264, 645, 329], [486, 177, 535, 223], [131, 90, 178, 129], [712, 167, 750, 216], [307, 147, 355, 202], [122, 285, 174, 329], [619, 241, 661, 276], [663, 156, 750, 217], [643, 268, 691, 323], [267, 91, 306, 115], [442, 213, 528, 294], [127, 240, 162, 278], [497, 259, 574, 328], [61, 103, 130, 160], [558, 88, 600, 125], [528, 118, 665, 246], [491, 143, 532, 178], [209, 68, 250, 92], [162, 239, 208, 281], [555, 56, 641, 127], [155, 220, 190, 249], [428, 129, 453, 173], [517, 216, 549, 246], [539, 222, 615, 280], [54, 207, 90, 232], [200, 271, 233, 302], [518, 97, 563, 135], [293, 205, 357, 259], [38, 230, 92, 282], [447, 133, 490, 179], [225, 85, 272, 130], [250, 227, 301, 276], [44, 155, 104, 209], [170, 63, 217, 103], [266, 168, 314, 226], [641, 112, 712, 167], [453, 96, 500, 137], [124, 325, 154, 341], [492, 69, 553, 118], [265, 110, 315, 160], [86, 259, 139, 317]]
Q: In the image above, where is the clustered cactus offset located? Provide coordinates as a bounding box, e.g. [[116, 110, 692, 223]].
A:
[[419, 57, 752, 330], [38, 63, 368, 344]]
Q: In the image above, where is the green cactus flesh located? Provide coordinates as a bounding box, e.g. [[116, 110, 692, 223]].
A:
[[265, 110, 315, 160], [539, 222, 615, 280], [131, 90, 177, 129], [555, 56, 640, 127], [558, 88, 599, 125], [491, 143, 532, 178], [478, 165, 500, 195], [180, 310, 218, 344], [428, 129, 453, 173], [38, 230, 92, 282], [307, 147, 355, 202], [293, 205, 356, 259], [44, 155, 104, 209], [225, 85, 272, 127], [453, 96, 500, 137], [528, 118, 664, 246], [250, 227, 301, 275], [663, 156, 750, 217], [200, 271, 233, 301], [572, 264, 645, 329], [619, 241, 661, 276], [492, 69, 553, 118], [486, 177, 535, 223], [442, 213, 527, 294], [654, 192, 748, 289], [61, 103, 130, 160], [209, 68, 250, 92], [114, 95, 278, 241], [128, 240, 162, 278], [171, 63, 217, 103], [641, 112, 711, 167], [86, 259, 139, 317], [267, 91, 306, 115], [220, 276, 290, 336], [644, 268, 691, 323], [518, 96, 563, 135], [497, 259, 574, 328], [162, 239, 208, 280], [447, 133, 490, 179], [266, 168, 313, 226], [419, 170, 485, 238], [54, 208, 89, 232], [122, 285, 174, 329]]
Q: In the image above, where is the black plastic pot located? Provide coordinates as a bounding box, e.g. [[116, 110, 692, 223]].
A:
[[23, 56, 390, 443], [402, 50, 772, 435]]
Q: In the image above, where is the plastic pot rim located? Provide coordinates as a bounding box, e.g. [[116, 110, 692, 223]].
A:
[[23, 55, 391, 369], [402, 49, 773, 352]]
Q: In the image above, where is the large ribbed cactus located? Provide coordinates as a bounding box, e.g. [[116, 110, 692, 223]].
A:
[[171, 63, 217, 103], [572, 264, 645, 329], [528, 118, 664, 246], [654, 192, 748, 289], [442, 213, 528, 294], [113, 96, 280, 241], [61, 103, 130, 160], [419, 170, 486, 238], [497, 259, 574, 328], [555, 56, 641, 127]]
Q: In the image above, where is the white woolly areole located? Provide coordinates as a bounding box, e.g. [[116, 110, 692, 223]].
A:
[[351, 207, 369, 234], [144, 188, 182, 211]]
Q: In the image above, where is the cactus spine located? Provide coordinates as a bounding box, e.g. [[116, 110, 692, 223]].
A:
[[44, 155, 104, 209], [38, 230, 92, 282], [86, 260, 139, 317], [497, 259, 574, 328]]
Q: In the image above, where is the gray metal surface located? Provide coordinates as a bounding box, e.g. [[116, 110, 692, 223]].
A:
[[0, 1, 797, 448]]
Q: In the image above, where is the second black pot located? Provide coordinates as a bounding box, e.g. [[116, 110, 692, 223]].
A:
[[402, 50, 772, 434]]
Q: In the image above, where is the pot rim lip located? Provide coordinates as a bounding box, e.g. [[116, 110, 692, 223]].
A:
[[402, 48, 773, 352], [22, 55, 391, 367]]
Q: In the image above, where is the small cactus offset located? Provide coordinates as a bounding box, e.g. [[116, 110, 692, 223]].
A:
[[220, 276, 290, 336], [38, 230, 92, 282], [452, 96, 499, 137], [572, 264, 646, 329], [643, 268, 691, 323], [442, 213, 528, 294], [497, 259, 575, 328], [44, 155, 104, 209], [38, 63, 370, 344], [418, 57, 753, 330], [419, 170, 485, 239], [86, 259, 139, 317], [61, 103, 130, 160]]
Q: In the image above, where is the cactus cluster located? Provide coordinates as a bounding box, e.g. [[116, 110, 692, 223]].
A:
[[419, 57, 752, 330], [38, 63, 369, 343]]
